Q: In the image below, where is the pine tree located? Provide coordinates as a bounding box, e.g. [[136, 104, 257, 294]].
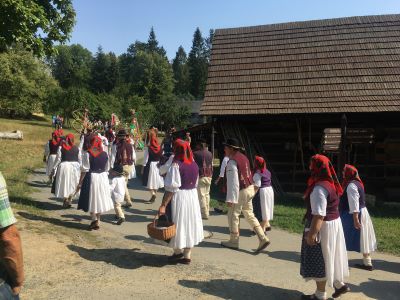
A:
[[146, 27, 167, 57], [172, 46, 190, 95]]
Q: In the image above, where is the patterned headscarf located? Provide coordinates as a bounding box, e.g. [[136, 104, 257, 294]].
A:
[[88, 135, 103, 157], [51, 132, 60, 145], [342, 164, 364, 190], [62, 133, 74, 151], [304, 154, 343, 200], [173, 139, 193, 164], [253, 155, 267, 173]]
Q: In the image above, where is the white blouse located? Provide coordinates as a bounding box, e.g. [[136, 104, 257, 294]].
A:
[[253, 173, 262, 188], [109, 176, 125, 203], [346, 182, 360, 213], [159, 155, 174, 176], [219, 156, 229, 178], [44, 141, 50, 157], [226, 160, 240, 204], [310, 185, 328, 217]]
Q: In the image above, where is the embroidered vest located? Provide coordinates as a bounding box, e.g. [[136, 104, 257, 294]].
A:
[[306, 182, 340, 222], [61, 146, 79, 162], [193, 149, 213, 178], [176, 161, 199, 190], [115, 141, 133, 166], [89, 151, 108, 173], [231, 151, 253, 190], [339, 180, 366, 213], [258, 169, 272, 188], [49, 141, 59, 155]]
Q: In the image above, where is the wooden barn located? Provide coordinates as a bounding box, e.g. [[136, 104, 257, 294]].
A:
[[199, 14, 400, 201]]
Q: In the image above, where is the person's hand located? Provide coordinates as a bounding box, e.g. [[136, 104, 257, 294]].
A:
[[158, 205, 166, 215], [12, 286, 21, 296], [354, 219, 361, 230], [305, 231, 317, 246]]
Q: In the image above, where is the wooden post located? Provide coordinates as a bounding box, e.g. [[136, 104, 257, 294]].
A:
[[211, 118, 215, 159], [338, 114, 347, 180]]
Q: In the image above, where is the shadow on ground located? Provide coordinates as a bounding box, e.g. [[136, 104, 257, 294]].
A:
[[18, 211, 88, 230], [348, 278, 399, 300], [267, 250, 300, 263], [68, 245, 169, 269], [179, 278, 301, 299], [349, 259, 400, 275]]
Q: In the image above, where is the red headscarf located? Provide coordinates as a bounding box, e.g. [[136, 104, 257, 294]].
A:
[[342, 164, 364, 190], [51, 132, 59, 145], [148, 130, 161, 154], [88, 135, 103, 157], [54, 128, 64, 137], [304, 154, 343, 200], [253, 155, 266, 174], [173, 139, 193, 164], [62, 133, 75, 151]]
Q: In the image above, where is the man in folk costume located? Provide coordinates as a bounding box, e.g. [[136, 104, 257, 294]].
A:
[[114, 129, 134, 208], [77, 136, 113, 230], [220, 138, 270, 253], [300, 154, 350, 300], [52, 134, 81, 208], [340, 164, 377, 271], [193, 139, 213, 219], [252, 156, 274, 233], [44, 131, 61, 182], [142, 128, 164, 203], [158, 139, 204, 265]]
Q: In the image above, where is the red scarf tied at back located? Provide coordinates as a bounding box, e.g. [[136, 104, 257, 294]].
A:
[[62, 133, 75, 151], [148, 130, 161, 154], [304, 154, 343, 200], [342, 164, 364, 190], [88, 135, 103, 157], [173, 139, 193, 164], [51, 132, 60, 145], [253, 155, 266, 175]]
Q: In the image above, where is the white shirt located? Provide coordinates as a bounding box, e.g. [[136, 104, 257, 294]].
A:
[[143, 147, 149, 166], [253, 173, 262, 188], [79, 135, 85, 150], [110, 176, 125, 203], [310, 185, 328, 217], [44, 141, 50, 157], [346, 182, 360, 213], [159, 155, 174, 176], [219, 156, 229, 178], [226, 160, 239, 204]]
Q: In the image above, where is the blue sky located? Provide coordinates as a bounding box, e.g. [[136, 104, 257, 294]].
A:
[[69, 0, 400, 60]]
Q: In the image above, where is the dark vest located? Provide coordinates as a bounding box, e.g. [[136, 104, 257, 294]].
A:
[[176, 161, 199, 190], [193, 149, 213, 178], [115, 141, 133, 166], [339, 180, 366, 213], [61, 146, 79, 162], [82, 133, 95, 151], [49, 141, 59, 155], [148, 147, 162, 163], [306, 181, 340, 222], [231, 151, 253, 190], [89, 151, 108, 173], [258, 169, 272, 188]]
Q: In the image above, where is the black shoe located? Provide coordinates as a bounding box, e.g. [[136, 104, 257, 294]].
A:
[[265, 227, 272, 232], [167, 253, 183, 263], [354, 263, 373, 271], [116, 217, 125, 225], [147, 195, 156, 203], [332, 284, 350, 298], [122, 203, 132, 208]]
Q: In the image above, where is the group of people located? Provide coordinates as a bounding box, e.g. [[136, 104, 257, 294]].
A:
[[42, 127, 377, 299]]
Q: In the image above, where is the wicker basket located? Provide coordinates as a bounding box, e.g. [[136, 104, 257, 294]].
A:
[[147, 215, 176, 241]]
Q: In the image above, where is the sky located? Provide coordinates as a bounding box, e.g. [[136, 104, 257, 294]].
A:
[[69, 0, 400, 60]]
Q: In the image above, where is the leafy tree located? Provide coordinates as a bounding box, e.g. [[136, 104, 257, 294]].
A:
[[49, 44, 93, 89], [0, 48, 59, 117], [90, 47, 118, 93], [0, 0, 76, 57], [187, 28, 208, 99], [172, 46, 190, 95]]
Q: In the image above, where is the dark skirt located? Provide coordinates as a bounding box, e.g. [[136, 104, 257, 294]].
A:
[[77, 173, 91, 212], [142, 163, 150, 186], [51, 177, 56, 194], [300, 223, 326, 280], [340, 211, 361, 252], [252, 191, 263, 222]]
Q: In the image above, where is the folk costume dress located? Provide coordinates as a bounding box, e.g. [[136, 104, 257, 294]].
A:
[[164, 141, 204, 250], [340, 165, 377, 257], [252, 157, 274, 223], [142, 134, 164, 190], [300, 154, 349, 289], [128, 138, 137, 179], [77, 137, 114, 215], [44, 132, 60, 177], [53, 134, 81, 199]]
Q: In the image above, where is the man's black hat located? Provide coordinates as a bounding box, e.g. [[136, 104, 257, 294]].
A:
[[222, 138, 242, 149]]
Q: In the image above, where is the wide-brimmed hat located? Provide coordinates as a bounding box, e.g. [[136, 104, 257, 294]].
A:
[[222, 138, 242, 149]]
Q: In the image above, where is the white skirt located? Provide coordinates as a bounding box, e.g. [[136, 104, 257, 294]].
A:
[[320, 218, 349, 287], [54, 161, 81, 198], [89, 172, 114, 214], [259, 186, 274, 221], [46, 154, 57, 176], [169, 188, 204, 249], [147, 161, 164, 190], [360, 207, 377, 253], [128, 163, 136, 179]]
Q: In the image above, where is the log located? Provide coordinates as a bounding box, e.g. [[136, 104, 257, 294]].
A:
[[0, 130, 23, 140]]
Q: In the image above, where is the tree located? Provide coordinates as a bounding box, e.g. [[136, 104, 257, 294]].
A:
[[187, 28, 208, 99], [147, 27, 166, 57], [172, 46, 190, 95], [0, 48, 59, 117], [0, 0, 76, 57], [90, 47, 118, 93], [204, 29, 214, 62], [50, 44, 93, 89]]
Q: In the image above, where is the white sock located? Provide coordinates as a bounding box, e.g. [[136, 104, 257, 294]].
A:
[[333, 280, 344, 289], [315, 289, 327, 300], [183, 248, 191, 259], [363, 255, 372, 266]]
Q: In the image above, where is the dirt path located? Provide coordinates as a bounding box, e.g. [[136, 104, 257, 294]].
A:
[[16, 165, 400, 300]]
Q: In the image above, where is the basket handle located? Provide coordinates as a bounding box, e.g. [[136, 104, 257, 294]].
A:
[[153, 213, 170, 225]]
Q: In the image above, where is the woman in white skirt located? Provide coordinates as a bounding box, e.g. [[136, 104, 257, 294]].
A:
[[52, 134, 81, 208], [252, 155, 274, 232], [340, 164, 377, 271], [158, 139, 204, 265], [300, 154, 350, 300], [77, 135, 114, 230], [128, 135, 137, 179], [142, 129, 164, 203], [44, 132, 60, 181]]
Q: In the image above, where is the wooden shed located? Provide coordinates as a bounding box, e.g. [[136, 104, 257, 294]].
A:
[[200, 14, 400, 201]]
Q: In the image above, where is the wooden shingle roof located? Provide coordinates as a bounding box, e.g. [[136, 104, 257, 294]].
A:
[[200, 14, 400, 115]]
